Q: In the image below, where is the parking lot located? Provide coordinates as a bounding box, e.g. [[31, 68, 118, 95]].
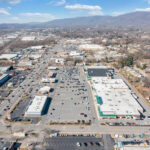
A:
[[0, 90, 11, 99], [44, 135, 114, 150], [41, 67, 95, 124], [0, 139, 16, 150], [0, 70, 28, 89], [0, 70, 28, 101], [10, 97, 32, 122]]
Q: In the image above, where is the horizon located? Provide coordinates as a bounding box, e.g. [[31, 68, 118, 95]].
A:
[[0, 0, 150, 23], [0, 10, 150, 25]]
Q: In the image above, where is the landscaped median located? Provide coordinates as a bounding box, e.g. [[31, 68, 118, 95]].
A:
[[86, 73, 91, 79], [46, 121, 91, 126]]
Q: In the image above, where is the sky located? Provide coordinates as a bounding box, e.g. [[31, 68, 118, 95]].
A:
[[0, 0, 150, 23]]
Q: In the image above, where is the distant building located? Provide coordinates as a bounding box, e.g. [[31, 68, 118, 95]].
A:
[[79, 44, 104, 51], [69, 51, 84, 59], [38, 86, 51, 94], [0, 66, 11, 73], [0, 74, 9, 86], [22, 36, 37, 41], [48, 72, 54, 78], [69, 51, 80, 56], [18, 61, 33, 67], [41, 78, 56, 83], [48, 66, 58, 70], [0, 54, 18, 60], [29, 54, 42, 60], [30, 45, 44, 49]]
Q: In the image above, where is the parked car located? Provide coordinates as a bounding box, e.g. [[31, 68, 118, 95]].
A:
[[76, 142, 81, 147]]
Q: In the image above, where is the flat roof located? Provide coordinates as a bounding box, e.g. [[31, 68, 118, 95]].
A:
[[79, 44, 104, 50], [0, 74, 9, 81], [0, 54, 17, 60], [48, 66, 57, 70], [123, 147, 150, 150], [0, 66, 10, 71], [25, 96, 47, 116], [92, 77, 142, 116]]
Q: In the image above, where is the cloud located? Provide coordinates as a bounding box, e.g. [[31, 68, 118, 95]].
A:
[[135, 8, 150, 12], [65, 4, 103, 15], [0, 0, 21, 4], [48, 0, 66, 6], [0, 8, 10, 15], [19, 12, 55, 22], [56, 0, 66, 6], [8, 0, 21, 4], [112, 11, 126, 16], [7, 7, 12, 10], [11, 16, 20, 21]]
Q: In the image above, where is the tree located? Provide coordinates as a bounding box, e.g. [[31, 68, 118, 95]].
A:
[[142, 77, 150, 88], [142, 64, 147, 70], [118, 55, 134, 68]]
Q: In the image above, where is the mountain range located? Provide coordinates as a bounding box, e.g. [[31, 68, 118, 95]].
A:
[[1, 11, 150, 29]]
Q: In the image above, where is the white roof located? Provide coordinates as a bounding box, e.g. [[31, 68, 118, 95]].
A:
[[92, 78, 128, 90], [18, 61, 33, 66], [25, 96, 47, 116], [79, 44, 104, 50], [48, 66, 57, 70], [29, 54, 42, 59], [0, 66, 10, 72], [39, 86, 50, 92], [22, 36, 36, 41], [41, 78, 55, 83], [41, 78, 50, 83], [30, 45, 43, 49], [92, 77, 142, 116], [69, 51, 80, 56], [0, 74, 9, 80], [0, 54, 17, 60]]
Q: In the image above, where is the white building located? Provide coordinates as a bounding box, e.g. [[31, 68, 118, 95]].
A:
[[0, 54, 18, 60], [41, 78, 56, 83], [22, 36, 37, 41], [29, 54, 42, 60], [69, 51, 80, 56], [18, 61, 33, 67], [0, 66, 11, 73], [39, 86, 51, 94], [0, 74, 9, 86], [91, 77, 143, 119], [79, 44, 104, 51], [7, 35, 18, 39], [30, 45, 43, 49], [25, 96, 48, 117], [48, 66, 58, 70]]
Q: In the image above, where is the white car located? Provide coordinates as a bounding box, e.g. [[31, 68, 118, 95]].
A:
[[76, 142, 81, 147]]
